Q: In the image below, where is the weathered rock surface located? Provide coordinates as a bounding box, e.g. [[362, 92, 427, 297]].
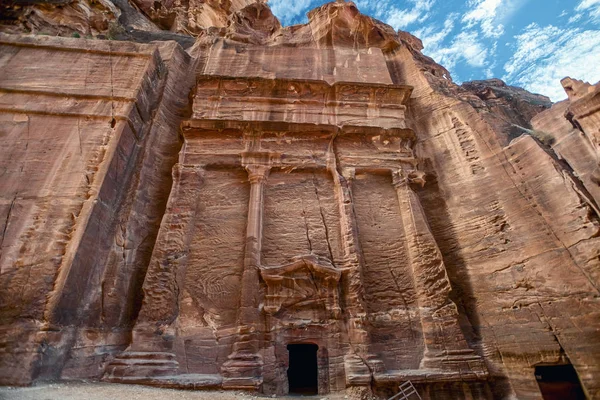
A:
[[127, 0, 256, 33], [560, 77, 600, 192], [0, 0, 256, 37], [0, 1, 599, 400], [0, 0, 122, 36], [531, 100, 600, 209]]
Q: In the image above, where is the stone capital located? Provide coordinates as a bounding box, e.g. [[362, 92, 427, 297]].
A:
[[246, 164, 270, 184], [391, 170, 409, 189], [341, 167, 356, 181], [392, 169, 426, 189]]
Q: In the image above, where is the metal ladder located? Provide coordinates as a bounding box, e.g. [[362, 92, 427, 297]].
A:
[[387, 381, 422, 400]]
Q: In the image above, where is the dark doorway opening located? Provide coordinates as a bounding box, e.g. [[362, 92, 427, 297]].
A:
[[287, 343, 318, 395], [535, 364, 586, 400]]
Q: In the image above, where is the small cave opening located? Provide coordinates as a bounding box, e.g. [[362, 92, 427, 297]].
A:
[[287, 343, 318, 395], [535, 364, 586, 400]]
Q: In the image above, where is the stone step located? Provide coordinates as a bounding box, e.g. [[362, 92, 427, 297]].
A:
[[109, 358, 179, 367], [104, 374, 223, 390], [103, 352, 180, 380], [105, 365, 179, 378]]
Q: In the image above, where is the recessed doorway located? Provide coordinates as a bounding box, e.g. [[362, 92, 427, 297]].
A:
[[287, 343, 318, 395], [535, 364, 586, 400]]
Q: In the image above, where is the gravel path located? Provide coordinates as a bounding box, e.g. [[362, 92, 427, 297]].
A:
[[0, 383, 364, 400]]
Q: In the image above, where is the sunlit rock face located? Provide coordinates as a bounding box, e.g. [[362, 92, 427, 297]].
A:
[[1, 1, 599, 399]]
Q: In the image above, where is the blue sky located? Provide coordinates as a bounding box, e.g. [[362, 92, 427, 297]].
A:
[[268, 0, 600, 102]]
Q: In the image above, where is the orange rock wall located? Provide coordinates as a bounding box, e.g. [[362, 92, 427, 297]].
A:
[[386, 41, 600, 399]]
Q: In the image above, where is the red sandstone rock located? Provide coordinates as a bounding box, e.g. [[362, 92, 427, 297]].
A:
[[560, 77, 600, 191], [0, 0, 122, 36], [0, 1, 599, 399]]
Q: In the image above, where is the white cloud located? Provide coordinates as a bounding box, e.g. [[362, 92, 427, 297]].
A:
[[462, 0, 504, 38], [387, 8, 422, 28], [367, 0, 435, 30], [425, 29, 490, 79], [575, 0, 600, 22], [268, 0, 313, 26], [462, 0, 529, 38], [414, 12, 458, 46], [503, 23, 600, 101], [569, 14, 583, 24], [414, 12, 493, 80]]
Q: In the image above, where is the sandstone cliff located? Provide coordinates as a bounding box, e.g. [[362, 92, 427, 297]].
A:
[[0, 1, 599, 400]]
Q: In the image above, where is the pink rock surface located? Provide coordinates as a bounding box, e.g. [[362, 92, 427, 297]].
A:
[[0, 2, 599, 399]]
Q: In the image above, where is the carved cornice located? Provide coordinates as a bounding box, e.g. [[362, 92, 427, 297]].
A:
[[181, 120, 415, 141], [190, 75, 412, 132], [195, 75, 413, 106]]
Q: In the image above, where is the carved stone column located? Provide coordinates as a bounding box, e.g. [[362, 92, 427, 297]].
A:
[[222, 163, 270, 389], [392, 170, 484, 371], [333, 166, 380, 384]]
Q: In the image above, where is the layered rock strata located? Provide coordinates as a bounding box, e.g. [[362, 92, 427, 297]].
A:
[[0, 1, 599, 399]]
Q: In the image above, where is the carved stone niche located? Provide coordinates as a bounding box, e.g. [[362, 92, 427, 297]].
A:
[[260, 254, 342, 319]]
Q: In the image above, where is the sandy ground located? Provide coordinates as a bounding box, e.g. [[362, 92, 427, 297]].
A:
[[0, 383, 367, 400]]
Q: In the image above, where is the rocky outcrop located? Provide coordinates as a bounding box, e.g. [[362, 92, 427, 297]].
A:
[[0, 1, 599, 400], [531, 99, 600, 210], [0, 0, 121, 36], [387, 21, 600, 399], [560, 77, 600, 190], [126, 0, 256, 33], [0, 0, 256, 37], [461, 79, 552, 145]]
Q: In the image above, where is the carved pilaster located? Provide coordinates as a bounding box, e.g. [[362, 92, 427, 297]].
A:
[[222, 163, 270, 390], [392, 169, 484, 371], [134, 164, 206, 333]]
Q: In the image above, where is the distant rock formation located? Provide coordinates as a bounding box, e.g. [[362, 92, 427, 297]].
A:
[[0, 1, 599, 399]]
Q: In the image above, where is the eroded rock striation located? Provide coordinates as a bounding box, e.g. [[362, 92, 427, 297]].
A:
[[1, 1, 599, 399]]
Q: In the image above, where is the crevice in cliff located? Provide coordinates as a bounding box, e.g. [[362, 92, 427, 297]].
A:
[[311, 173, 335, 264], [0, 195, 16, 256], [301, 199, 313, 254], [304, 260, 320, 294], [386, 261, 416, 340], [77, 118, 83, 155]]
